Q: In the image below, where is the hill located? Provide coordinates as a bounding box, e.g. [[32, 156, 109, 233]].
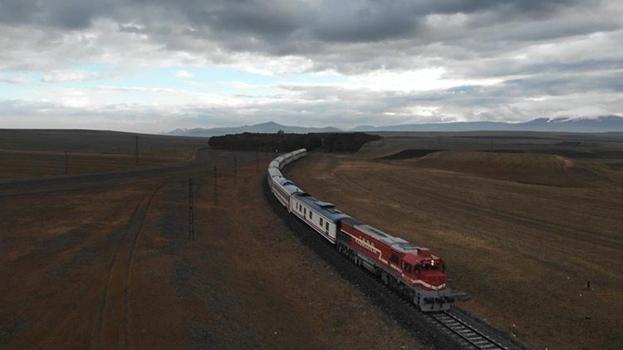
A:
[[167, 121, 342, 137], [168, 116, 623, 137], [353, 115, 623, 133], [402, 151, 615, 187], [208, 132, 380, 153]]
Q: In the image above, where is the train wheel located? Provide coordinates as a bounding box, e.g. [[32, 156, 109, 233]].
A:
[[381, 272, 389, 285], [413, 294, 420, 307]]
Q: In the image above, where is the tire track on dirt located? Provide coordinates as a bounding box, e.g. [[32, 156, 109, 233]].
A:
[[0, 147, 213, 198], [89, 184, 162, 350]]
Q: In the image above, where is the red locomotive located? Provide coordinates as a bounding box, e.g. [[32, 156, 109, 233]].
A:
[[267, 149, 455, 311], [338, 218, 452, 311]]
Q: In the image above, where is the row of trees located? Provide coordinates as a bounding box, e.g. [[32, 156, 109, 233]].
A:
[[208, 132, 380, 153]]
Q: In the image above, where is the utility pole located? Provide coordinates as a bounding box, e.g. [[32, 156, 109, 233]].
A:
[[64, 151, 69, 175], [233, 155, 238, 184], [213, 165, 218, 204], [135, 135, 139, 166], [188, 178, 195, 240]]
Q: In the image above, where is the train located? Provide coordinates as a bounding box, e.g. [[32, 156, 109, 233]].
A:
[[267, 149, 455, 312]]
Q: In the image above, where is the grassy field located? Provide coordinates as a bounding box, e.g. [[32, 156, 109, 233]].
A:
[[0, 130, 209, 180], [4, 129, 622, 349], [288, 132, 623, 350], [0, 137, 420, 348]]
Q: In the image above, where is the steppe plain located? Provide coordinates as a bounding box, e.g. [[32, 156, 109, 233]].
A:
[[1, 130, 622, 349], [288, 131, 623, 350], [0, 130, 419, 349]]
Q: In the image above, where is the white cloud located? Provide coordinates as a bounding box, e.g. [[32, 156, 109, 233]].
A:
[[0, 1, 622, 132], [175, 70, 193, 79], [0, 74, 33, 85], [343, 67, 503, 93], [41, 70, 99, 83]]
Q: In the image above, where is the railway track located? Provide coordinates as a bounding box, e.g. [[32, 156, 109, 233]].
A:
[[372, 270, 514, 350], [429, 311, 509, 350], [373, 273, 514, 350], [264, 178, 525, 350]]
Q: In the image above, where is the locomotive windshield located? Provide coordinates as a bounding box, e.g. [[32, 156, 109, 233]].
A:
[[416, 260, 443, 272]]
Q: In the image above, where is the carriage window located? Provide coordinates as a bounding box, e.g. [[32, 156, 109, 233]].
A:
[[325, 222, 329, 231], [309, 211, 312, 219]]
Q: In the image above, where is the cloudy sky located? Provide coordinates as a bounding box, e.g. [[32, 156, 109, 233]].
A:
[[0, 0, 622, 133]]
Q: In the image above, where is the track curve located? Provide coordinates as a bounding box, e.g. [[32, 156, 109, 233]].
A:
[[265, 154, 527, 350]]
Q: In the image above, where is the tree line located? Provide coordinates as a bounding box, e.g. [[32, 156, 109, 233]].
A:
[[208, 132, 381, 153]]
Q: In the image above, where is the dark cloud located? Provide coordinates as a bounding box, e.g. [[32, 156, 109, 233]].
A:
[[0, 0, 621, 130], [0, 0, 39, 25], [0, 0, 597, 45], [0, 0, 116, 29]]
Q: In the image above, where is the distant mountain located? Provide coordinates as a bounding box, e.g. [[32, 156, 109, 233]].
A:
[[351, 121, 509, 132], [353, 115, 623, 133], [168, 116, 623, 137], [517, 116, 623, 132], [168, 121, 342, 137]]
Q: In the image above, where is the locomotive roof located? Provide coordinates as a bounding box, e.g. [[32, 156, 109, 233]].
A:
[[343, 217, 422, 253], [296, 194, 351, 222]]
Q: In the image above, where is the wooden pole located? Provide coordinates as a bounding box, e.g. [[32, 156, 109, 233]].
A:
[[64, 151, 69, 175], [233, 155, 237, 184], [135, 135, 139, 165], [213, 165, 218, 204], [188, 178, 195, 240]]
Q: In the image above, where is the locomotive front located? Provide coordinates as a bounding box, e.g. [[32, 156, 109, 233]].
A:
[[401, 249, 454, 311]]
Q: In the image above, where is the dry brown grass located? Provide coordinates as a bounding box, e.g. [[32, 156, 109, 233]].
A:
[[288, 146, 623, 350], [0, 149, 421, 349], [405, 150, 617, 187], [0, 130, 209, 180], [0, 151, 178, 179]]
